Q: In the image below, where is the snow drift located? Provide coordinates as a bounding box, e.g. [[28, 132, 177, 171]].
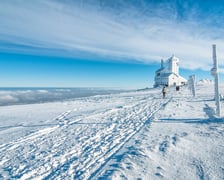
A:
[[0, 83, 223, 179]]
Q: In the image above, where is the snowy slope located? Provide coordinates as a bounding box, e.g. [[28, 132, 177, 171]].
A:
[[0, 84, 223, 179], [97, 84, 224, 179]]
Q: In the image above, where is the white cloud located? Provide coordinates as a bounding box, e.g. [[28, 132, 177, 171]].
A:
[[0, 94, 18, 103], [0, 88, 119, 105], [0, 0, 223, 71], [37, 90, 49, 93]]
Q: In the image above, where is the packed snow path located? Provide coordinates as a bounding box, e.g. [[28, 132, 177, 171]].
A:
[[96, 84, 224, 179], [0, 89, 170, 179]]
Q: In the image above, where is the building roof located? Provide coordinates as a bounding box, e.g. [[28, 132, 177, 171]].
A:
[[159, 72, 172, 77], [156, 72, 187, 81], [155, 67, 165, 73]]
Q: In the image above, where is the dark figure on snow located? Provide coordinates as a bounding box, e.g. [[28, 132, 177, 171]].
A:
[[162, 86, 166, 98]]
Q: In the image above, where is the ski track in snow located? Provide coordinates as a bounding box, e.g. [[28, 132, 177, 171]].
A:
[[93, 85, 224, 180], [0, 90, 169, 179]]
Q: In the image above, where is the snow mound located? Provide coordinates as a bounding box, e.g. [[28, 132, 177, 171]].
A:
[[197, 79, 213, 85]]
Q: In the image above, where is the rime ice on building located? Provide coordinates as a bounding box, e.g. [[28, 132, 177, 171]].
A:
[[154, 55, 187, 87]]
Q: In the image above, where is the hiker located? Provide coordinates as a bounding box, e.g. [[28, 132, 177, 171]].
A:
[[162, 86, 166, 98]]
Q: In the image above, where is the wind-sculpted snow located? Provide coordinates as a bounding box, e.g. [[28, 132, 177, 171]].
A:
[[0, 89, 169, 179], [0, 84, 224, 179]]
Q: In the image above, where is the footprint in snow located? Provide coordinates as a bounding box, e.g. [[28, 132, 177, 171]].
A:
[[155, 172, 164, 178], [172, 134, 179, 145], [192, 159, 207, 180], [159, 140, 169, 154], [181, 132, 188, 137]]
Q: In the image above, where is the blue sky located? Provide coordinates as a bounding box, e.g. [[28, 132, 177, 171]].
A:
[[0, 0, 224, 88]]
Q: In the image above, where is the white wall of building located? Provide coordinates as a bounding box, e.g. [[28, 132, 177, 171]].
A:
[[168, 56, 179, 75], [154, 55, 186, 87]]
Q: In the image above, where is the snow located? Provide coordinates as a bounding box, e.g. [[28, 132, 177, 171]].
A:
[[0, 83, 223, 179]]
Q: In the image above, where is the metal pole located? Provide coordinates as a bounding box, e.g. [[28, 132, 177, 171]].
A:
[[188, 75, 196, 97], [191, 75, 196, 97], [211, 44, 221, 117]]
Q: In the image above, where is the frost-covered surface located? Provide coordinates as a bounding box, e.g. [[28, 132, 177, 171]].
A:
[[0, 84, 223, 179]]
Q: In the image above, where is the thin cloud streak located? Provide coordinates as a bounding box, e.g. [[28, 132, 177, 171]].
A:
[[0, 0, 223, 71]]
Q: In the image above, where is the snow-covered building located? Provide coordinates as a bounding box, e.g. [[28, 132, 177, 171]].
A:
[[154, 55, 187, 87]]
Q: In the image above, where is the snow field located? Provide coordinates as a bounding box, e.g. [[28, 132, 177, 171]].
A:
[[0, 84, 223, 179], [96, 84, 224, 179], [0, 89, 168, 179]]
